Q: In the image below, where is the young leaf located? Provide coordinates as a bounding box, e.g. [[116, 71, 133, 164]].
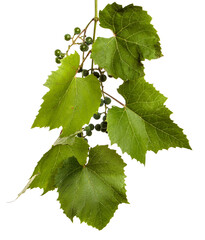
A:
[[55, 145, 128, 230], [107, 78, 191, 164], [32, 52, 101, 137], [91, 3, 162, 81], [29, 137, 89, 194]]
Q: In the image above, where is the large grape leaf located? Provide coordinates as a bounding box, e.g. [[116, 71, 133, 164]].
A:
[[91, 3, 162, 81], [32, 52, 101, 137], [30, 137, 89, 194], [55, 145, 128, 230], [107, 78, 191, 164]]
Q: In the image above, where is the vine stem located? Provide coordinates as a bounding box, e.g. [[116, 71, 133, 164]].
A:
[[103, 91, 125, 107], [91, 0, 98, 72]]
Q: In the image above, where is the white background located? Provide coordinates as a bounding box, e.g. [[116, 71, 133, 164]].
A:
[[0, 0, 205, 239]]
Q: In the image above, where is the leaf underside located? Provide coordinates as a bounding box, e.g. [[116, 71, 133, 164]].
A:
[[55, 145, 128, 230], [91, 3, 162, 81]]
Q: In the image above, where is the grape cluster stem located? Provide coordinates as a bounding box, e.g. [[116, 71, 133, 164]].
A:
[[103, 91, 125, 107], [76, 50, 92, 75], [66, 18, 96, 56]]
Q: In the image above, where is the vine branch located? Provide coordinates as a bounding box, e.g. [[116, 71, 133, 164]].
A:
[[91, 0, 99, 72]]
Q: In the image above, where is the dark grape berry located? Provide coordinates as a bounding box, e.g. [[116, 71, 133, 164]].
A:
[[82, 69, 89, 76], [95, 124, 101, 131], [101, 121, 107, 130], [99, 74, 107, 82], [77, 132, 82, 137], [93, 71, 100, 78], [74, 27, 81, 35], [78, 67, 83, 73], [64, 34, 71, 41], [104, 97, 111, 105], [100, 99, 104, 107], [103, 115, 106, 121], [89, 124, 94, 130], [54, 49, 61, 57], [86, 130, 92, 136], [108, 75, 113, 78], [80, 43, 89, 52], [84, 126, 91, 132], [55, 57, 61, 64], [86, 37, 93, 45], [101, 128, 107, 132], [93, 112, 101, 120]]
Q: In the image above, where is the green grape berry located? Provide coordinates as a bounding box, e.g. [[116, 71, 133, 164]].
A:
[[54, 49, 61, 57], [99, 74, 107, 82], [101, 121, 107, 130], [95, 124, 101, 131], [100, 99, 104, 107], [93, 71, 100, 78], [64, 34, 71, 41], [60, 53, 65, 59], [93, 112, 101, 120], [86, 37, 93, 45], [103, 115, 106, 121], [84, 138, 88, 142], [84, 126, 91, 132], [80, 43, 89, 52], [82, 69, 89, 76], [89, 124, 94, 130], [104, 97, 111, 105], [55, 57, 61, 64], [74, 27, 81, 35], [86, 130, 92, 136]]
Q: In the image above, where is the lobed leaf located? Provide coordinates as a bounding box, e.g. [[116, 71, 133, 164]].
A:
[[107, 78, 191, 164], [91, 3, 162, 81], [55, 145, 128, 230], [32, 52, 101, 137], [29, 137, 89, 194]]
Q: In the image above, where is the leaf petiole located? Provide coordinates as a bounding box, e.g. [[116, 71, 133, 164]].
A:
[[103, 91, 125, 107]]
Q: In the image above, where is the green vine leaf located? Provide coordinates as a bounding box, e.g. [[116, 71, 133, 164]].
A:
[[32, 52, 102, 137], [91, 3, 162, 81], [107, 106, 148, 164], [30, 137, 89, 194], [55, 145, 128, 230], [107, 78, 191, 164]]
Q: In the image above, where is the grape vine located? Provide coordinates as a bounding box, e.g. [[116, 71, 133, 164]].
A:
[[24, 0, 191, 230]]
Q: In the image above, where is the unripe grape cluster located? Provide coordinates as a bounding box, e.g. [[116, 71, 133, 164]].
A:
[[80, 36, 93, 52], [54, 26, 93, 64], [54, 49, 65, 64]]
